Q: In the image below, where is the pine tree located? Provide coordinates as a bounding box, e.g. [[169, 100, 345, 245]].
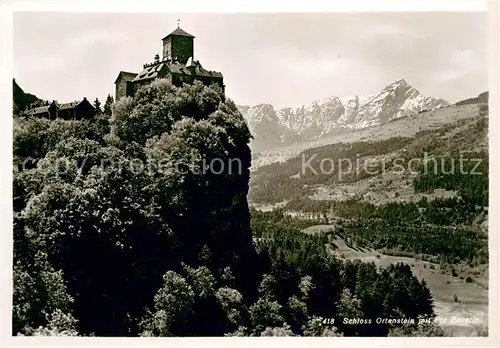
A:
[[93, 98, 102, 114]]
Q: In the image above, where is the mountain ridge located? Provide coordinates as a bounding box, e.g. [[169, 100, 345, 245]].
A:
[[238, 79, 449, 151], [13, 79, 40, 115], [455, 91, 489, 106]]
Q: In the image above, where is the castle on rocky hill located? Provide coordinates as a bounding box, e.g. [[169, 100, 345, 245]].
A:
[[114, 24, 224, 100]]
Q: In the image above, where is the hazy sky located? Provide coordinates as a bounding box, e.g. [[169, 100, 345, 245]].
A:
[[13, 12, 487, 108]]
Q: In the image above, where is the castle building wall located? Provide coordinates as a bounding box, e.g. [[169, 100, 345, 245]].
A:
[[168, 36, 194, 64], [116, 78, 129, 101], [117, 27, 223, 99]]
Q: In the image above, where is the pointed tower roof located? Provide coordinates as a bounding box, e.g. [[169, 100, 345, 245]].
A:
[[162, 27, 195, 40]]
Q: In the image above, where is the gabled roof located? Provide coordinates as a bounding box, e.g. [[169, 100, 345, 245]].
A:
[[26, 106, 49, 115], [162, 27, 195, 40], [25, 98, 93, 115], [59, 99, 91, 110], [130, 58, 223, 83], [132, 60, 223, 82], [59, 101, 80, 110], [171, 60, 223, 78], [114, 71, 138, 84], [132, 62, 167, 83]]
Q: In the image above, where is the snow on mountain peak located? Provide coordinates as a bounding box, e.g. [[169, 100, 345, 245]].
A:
[[388, 78, 409, 87], [238, 79, 450, 151]]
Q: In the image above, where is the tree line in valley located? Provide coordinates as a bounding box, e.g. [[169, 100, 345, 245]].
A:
[[280, 196, 487, 265], [412, 151, 488, 206], [249, 210, 440, 337]]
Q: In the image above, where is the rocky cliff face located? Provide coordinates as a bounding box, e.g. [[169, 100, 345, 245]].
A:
[[239, 79, 449, 151]]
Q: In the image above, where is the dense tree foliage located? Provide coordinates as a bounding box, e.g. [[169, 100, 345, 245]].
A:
[[250, 211, 437, 336], [13, 80, 258, 336], [93, 98, 102, 115], [13, 216, 77, 335], [103, 94, 114, 116], [413, 151, 488, 206], [340, 221, 485, 263], [284, 196, 484, 226], [13, 79, 450, 337], [272, 197, 487, 264]]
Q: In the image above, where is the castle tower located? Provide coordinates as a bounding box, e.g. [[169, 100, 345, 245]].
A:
[[162, 24, 195, 64], [115, 23, 224, 100]]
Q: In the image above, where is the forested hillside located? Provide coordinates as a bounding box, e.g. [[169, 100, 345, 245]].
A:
[[12, 79, 41, 116], [247, 102, 489, 336], [455, 91, 488, 106]]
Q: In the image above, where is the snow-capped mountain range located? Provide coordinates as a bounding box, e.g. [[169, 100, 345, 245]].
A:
[[238, 79, 449, 151]]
